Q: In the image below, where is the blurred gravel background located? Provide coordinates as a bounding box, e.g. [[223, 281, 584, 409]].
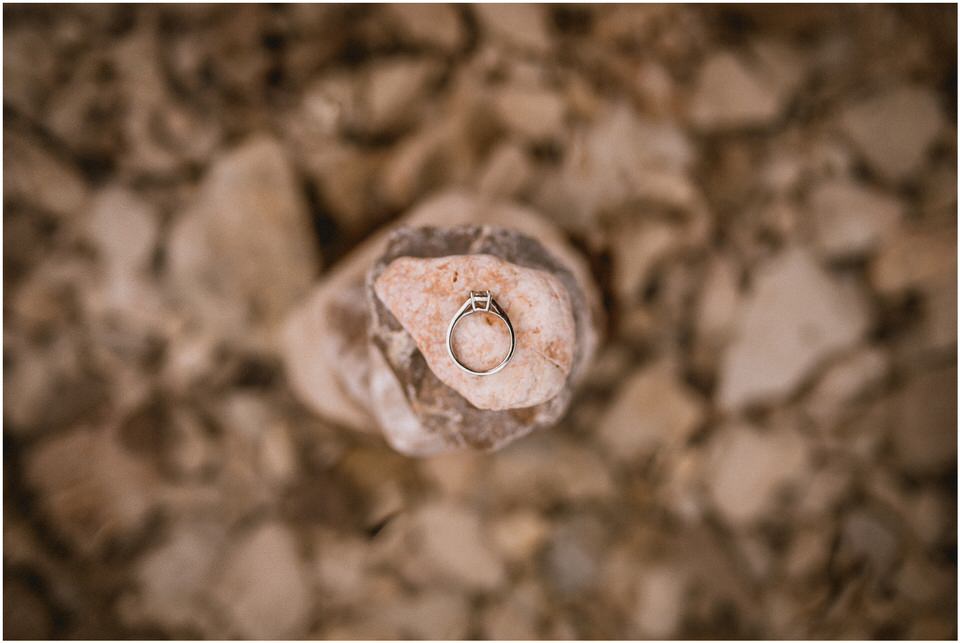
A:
[[3, 3, 957, 639]]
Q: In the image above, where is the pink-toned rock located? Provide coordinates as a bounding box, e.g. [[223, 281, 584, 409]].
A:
[[281, 192, 602, 455], [366, 224, 596, 454], [374, 254, 574, 410]]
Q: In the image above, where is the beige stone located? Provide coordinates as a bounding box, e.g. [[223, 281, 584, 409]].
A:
[[477, 142, 533, 199], [475, 4, 551, 53], [632, 566, 687, 638], [805, 348, 889, 426], [363, 59, 437, 133], [389, 4, 465, 51], [168, 135, 319, 333], [125, 520, 225, 633], [808, 179, 903, 259], [4, 130, 90, 219], [374, 591, 471, 639], [689, 52, 784, 130], [598, 360, 705, 461], [374, 254, 574, 410], [706, 423, 810, 524], [696, 253, 740, 343], [281, 191, 602, 443], [490, 510, 550, 561], [494, 86, 566, 141], [537, 104, 697, 229], [481, 582, 543, 639], [25, 427, 160, 555], [870, 224, 957, 295], [412, 500, 506, 591], [210, 522, 311, 639], [489, 434, 615, 505], [719, 247, 869, 410], [611, 220, 681, 303], [840, 85, 945, 182]]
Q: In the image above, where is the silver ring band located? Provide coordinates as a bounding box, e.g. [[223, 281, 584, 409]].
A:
[[445, 290, 515, 376]]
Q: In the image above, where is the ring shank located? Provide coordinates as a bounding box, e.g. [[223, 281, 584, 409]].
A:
[[445, 297, 516, 376]]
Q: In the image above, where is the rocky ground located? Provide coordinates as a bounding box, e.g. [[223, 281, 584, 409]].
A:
[[3, 4, 957, 640]]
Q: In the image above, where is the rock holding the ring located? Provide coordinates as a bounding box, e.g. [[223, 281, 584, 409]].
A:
[[281, 191, 602, 456], [374, 254, 575, 410], [367, 225, 595, 454]]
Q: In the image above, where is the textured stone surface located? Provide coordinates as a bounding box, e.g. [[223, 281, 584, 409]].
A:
[[718, 248, 870, 410], [374, 253, 574, 410], [367, 224, 594, 453], [5, 6, 956, 640], [281, 191, 602, 441]]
